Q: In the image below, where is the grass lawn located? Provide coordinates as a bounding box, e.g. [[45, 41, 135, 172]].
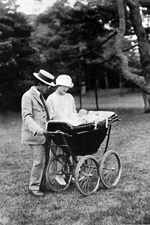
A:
[[0, 90, 150, 225]]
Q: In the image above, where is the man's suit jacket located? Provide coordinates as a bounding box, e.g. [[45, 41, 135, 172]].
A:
[[21, 86, 50, 145]]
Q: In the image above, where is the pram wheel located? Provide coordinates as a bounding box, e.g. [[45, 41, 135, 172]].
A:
[[99, 150, 122, 188], [46, 154, 72, 192], [75, 155, 100, 196]]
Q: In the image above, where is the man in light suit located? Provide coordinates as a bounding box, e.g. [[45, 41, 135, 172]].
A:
[[21, 69, 55, 197]]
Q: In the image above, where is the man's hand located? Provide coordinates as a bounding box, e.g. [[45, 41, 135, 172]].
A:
[[36, 128, 45, 136], [50, 114, 56, 120]]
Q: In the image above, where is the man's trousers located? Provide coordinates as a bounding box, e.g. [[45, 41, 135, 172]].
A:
[[29, 142, 49, 191]]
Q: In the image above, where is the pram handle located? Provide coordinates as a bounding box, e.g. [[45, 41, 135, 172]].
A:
[[44, 130, 72, 137]]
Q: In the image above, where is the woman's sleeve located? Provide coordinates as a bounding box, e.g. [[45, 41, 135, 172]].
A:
[[47, 96, 55, 119], [72, 96, 77, 113]]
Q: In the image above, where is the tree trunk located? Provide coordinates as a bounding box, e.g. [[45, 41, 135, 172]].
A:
[[79, 57, 82, 109], [142, 92, 150, 112], [115, 0, 150, 96], [126, 0, 150, 66], [94, 77, 99, 110], [126, 0, 150, 112], [139, 0, 150, 7], [104, 72, 109, 89]]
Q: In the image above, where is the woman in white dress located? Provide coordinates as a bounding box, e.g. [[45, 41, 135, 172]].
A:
[[47, 74, 77, 121], [47, 75, 77, 185]]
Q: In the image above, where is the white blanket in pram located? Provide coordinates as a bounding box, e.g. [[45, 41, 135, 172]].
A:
[[56, 111, 115, 127]]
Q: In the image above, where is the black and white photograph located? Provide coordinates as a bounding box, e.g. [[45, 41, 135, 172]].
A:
[[0, 0, 150, 224]]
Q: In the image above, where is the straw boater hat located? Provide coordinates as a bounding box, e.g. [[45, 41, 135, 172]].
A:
[[33, 69, 55, 86], [56, 75, 74, 88]]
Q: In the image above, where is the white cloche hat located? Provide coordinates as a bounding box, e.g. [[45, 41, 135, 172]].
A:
[[56, 75, 74, 88]]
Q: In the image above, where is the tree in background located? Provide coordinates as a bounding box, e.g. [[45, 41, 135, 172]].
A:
[[114, 0, 150, 112], [78, 0, 150, 111], [1, 0, 150, 111], [33, 0, 119, 84], [0, 2, 36, 109], [33, 0, 144, 108], [33, 0, 123, 108]]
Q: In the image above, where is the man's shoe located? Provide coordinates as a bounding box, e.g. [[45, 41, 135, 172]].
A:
[[29, 190, 45, 197], [71, 177, 75, 183], [55, 175, 66, 185]]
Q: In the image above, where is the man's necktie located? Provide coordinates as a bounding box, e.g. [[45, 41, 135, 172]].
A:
[[40, 93, 50, 121]]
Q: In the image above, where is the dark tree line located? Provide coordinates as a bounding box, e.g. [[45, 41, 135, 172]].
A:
[[1, 0, 150, 110], [0, 5, 36, 109]]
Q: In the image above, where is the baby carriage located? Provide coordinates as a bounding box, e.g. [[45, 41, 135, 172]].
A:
[[45, 111, 122, 196]]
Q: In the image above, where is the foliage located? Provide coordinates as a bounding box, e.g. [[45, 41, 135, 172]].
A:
[[1, 0, 150, 109], [0, 7, 36, 108], [32, 0, 141, 92]]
